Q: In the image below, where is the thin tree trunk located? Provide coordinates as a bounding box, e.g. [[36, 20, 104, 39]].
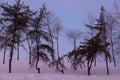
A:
[[57, 33, 60, 59], [94, 56, 96, 66], [87, 60, 91, 75], [36, 45, 40, 73], [27, 36, 32, 64], [87, 57, 93, 75], [105, 53, 109, 75], [17, 31, 20, 61], [9, 26, 16, 73], [56, 32, 63, 72], [17, 41, 20, 61], [35, 26, 40, 73], [36, 56, 40, 73], [88, 66, 91, 75], [51, 41, 54, 64], [110, 30, 116, 67], [9, 39, 15, 73], [47, 20, 55, 65], [3, 35, 7, 64], [3, 43, 7, 64], [73, 38, 76, 70]]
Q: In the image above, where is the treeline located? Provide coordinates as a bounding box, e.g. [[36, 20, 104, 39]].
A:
[[0, 0, 120, 75]]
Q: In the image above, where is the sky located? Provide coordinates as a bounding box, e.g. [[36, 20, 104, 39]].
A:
[[1, 0, 120, 58]]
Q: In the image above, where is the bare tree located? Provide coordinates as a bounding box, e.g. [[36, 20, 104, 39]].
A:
[[66, 30, 81, 70], [53, 17, 65, 73], [46, 11, 55, 66], [104, 12, 116, 67], [109, 2, 120, 66], [53, 17, 62, 60], [66, 30, 81, 50]]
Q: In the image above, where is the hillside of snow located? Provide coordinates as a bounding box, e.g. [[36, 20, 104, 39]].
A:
[[0, 60, 120, 80]]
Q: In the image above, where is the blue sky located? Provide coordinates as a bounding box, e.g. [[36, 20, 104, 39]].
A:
[[3, 0, 118, 30], [2, 0, 120, 57]]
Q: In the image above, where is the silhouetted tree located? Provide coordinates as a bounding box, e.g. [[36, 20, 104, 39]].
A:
[[28, 4, 54, 73], [0, 0, 33, 73], [85, 14, 97, 66], [67, 6, 111, 75], [96, 6, 111, 75]]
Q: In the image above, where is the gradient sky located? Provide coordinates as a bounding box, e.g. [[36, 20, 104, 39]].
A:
[[2, 0, 120, 58]]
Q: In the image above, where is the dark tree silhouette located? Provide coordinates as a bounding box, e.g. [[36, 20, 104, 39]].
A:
[[85, 14, 97, 66], [67, 6, 111, 75], [0, 0, 33, 73], [28, 4, 54, 73], [96, 6, 111, 75]]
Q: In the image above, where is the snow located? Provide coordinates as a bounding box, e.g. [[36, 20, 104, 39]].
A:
[[0, 60, 120, 80]]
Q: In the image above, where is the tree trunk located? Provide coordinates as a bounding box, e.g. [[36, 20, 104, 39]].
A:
[[17, 42, 20, 61], [36, 56, 40, 73], [73, 38, 76, 70], [56, 36, 61, 71], [88, 67, 91, 75], [3, 43, 7, 64], [57, 33, 60, 60], [9, 41, 14, 73], [51, 41, 54, 65], [47, 18, 55, 65], [110, 30, 116, 67], [87, 60, 91, 75], [94, 56, 96, 66], [27, 36, 32, 64], [73, 55, 76, 70], [9, 53, 13, 73], [87, 57, 93, 75], [105, 53, 109, 75], [9, 27, 16, 73], [35, 26, 40, 73]]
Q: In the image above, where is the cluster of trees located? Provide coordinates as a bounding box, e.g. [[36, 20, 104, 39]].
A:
[[0, 0, 65, 73], [0, 0, 120, 76], [67, 5, 120, 75]]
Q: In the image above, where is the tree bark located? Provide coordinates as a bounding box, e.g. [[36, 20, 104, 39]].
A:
[[105, 53, 109, 75]]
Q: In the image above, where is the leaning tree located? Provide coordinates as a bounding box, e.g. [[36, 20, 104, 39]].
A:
[[27, 4, 54, 73]]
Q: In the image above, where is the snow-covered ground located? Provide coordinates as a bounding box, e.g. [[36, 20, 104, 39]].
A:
[[0, 60, 120, 80]]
